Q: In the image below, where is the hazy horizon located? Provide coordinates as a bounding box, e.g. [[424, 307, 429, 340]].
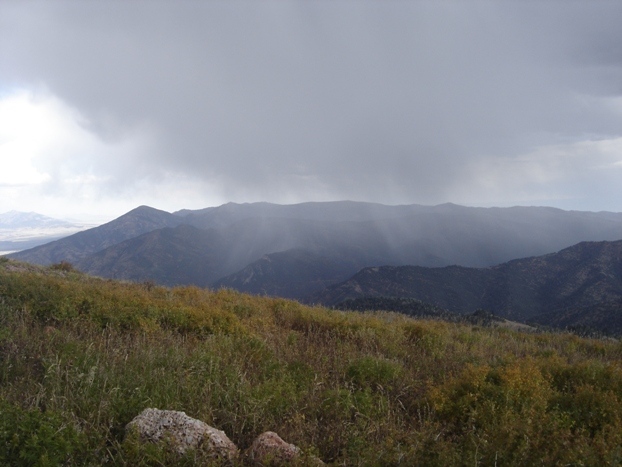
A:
[[4, 198, 622, 230]]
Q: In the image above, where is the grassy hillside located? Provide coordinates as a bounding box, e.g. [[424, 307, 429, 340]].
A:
[[2, 258, 622, 465]]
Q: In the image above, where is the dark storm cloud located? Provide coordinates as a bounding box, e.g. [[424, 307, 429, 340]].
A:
[[1, 1, 621, 207]]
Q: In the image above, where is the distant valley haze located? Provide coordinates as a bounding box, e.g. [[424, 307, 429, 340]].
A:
[[0, 210, 94, 255]]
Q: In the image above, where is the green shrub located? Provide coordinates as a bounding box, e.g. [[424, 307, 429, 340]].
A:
[[0, 400, 85, 466], [403, 321, 446, 356], [49, 261, 74, 273], [346, 356, 402, 389]]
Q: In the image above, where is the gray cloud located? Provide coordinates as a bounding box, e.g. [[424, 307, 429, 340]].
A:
[[1, 1, 622, 212]]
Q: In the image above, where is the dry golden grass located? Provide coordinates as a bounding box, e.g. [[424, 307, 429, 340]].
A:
[[1, 259, 622, 465]]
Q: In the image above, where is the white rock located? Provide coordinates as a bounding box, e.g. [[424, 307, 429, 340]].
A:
[[249, 431, 324, 466], [125, 408, 237, 459]]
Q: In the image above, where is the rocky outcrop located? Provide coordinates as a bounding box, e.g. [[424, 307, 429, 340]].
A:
[[248, 431, 324, 466], [125, 409, 325, 465], [248, 431, 300, 465], [125, 408, 237, 460]]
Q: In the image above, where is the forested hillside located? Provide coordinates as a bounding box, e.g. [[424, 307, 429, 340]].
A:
[[309, 240, 622, 334]]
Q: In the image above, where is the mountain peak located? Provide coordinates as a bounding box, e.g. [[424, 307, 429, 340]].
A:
[[129, 205, 167, 214]]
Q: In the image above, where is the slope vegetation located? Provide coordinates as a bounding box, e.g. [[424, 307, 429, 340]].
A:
[[2, 258, 622, 465]]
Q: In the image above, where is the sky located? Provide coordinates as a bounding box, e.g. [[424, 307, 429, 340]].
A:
[[1, 1, 622, 222]]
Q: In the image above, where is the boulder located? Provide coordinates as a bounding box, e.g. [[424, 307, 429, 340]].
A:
[[248, 431, 324, 466], [125, 408, 237, 459]]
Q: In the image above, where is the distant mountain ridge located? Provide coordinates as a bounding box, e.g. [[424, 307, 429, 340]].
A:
[[8, 206, 183, 265], [212, 249, 356, 298], [8, 202, 622, 299], [0, 210, 90, 255], [0, 211, 74, 229], [307, 240, 622, 334]]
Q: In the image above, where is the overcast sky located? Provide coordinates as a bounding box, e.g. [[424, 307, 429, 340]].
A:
[[1, 1, 622, 221]]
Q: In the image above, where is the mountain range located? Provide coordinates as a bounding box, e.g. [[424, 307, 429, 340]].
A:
[[308, 240, 622, 334], [0, 211, 75, 229], [5, 201, 622, 332]]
